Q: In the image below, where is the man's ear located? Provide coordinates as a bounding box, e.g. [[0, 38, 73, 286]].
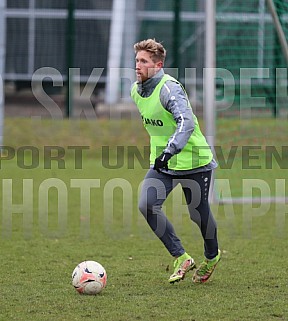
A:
[[156, 61, 163, 69]]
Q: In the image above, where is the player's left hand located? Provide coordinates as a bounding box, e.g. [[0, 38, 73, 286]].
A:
[[153, 152, 172, 173]]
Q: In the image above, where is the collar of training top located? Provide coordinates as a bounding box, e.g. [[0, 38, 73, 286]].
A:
[[137, 69, 164, 96]]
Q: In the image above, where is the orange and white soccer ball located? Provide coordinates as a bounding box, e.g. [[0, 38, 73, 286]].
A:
[[72, 261, 107, 295]]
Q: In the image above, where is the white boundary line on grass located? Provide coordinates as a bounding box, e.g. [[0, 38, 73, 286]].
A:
[[218, 197, 288, 204]]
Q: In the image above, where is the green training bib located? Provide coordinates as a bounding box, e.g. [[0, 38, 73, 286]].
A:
[[131, 74, 213, 170]]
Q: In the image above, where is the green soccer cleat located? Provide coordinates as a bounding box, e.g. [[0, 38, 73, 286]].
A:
[[192, 250, 221, 284], [169, 252, 196, 284]]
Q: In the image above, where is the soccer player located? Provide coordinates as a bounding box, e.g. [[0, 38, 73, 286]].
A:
[[130, 39, 221, 284]]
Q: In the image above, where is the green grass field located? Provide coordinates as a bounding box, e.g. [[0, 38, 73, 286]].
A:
[[0, 117, 287, 321]]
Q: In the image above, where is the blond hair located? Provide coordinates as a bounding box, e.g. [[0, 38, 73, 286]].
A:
[[134, 39, 166, 64]]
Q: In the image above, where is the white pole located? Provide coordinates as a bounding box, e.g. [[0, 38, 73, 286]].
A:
[[257, 0, 265, 80], [204, 0, 216, 203], [28, 0, 35, 75], [204, 0, 216, 150], [122, 0, 137, 102], [0, 0, 6, 147], [105, 0, 126, 105]]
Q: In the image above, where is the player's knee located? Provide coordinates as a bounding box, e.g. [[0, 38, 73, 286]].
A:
[[189, 210, 202, 227], [138, 198, 152, 216], [138, 198, 159, 217]]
